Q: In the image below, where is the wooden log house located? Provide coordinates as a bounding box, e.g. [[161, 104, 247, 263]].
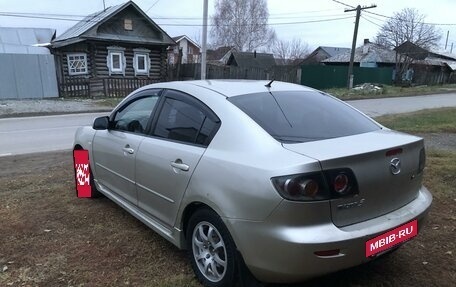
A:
[[51, 1, 175, 97]]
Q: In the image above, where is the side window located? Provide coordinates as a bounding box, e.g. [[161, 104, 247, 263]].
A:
[[152, 91, 220, 146], [113, 94, 159, 134]]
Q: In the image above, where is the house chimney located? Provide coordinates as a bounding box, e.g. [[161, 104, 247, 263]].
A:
[[364, 39, 370, 44], [254, 50, 257, 58]]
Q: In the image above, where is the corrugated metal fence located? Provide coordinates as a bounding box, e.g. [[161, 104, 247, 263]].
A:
[[301, 65, 393, 89], [0, 54, 58, 99]]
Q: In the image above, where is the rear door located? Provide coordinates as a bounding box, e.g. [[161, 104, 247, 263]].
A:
[[135, 89, 220, 228], [92, 89, 161, 205]]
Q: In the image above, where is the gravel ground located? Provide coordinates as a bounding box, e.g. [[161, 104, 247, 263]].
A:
[[419, 133, 456, 152], [0, 99, 113, 118]]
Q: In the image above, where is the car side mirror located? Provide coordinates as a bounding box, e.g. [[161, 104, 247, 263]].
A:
[[93, 116, 110, 130]]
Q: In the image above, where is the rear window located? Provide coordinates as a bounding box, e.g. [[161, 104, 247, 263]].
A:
[[228, 91, 380, 143]]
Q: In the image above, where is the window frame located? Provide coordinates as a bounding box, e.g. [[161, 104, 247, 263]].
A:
[[149, 89, 221, 147], [107, 47, 126, 76], [133, 49, 150, 76], [109, 89, 163, 135], [67, 53, 88, 76]]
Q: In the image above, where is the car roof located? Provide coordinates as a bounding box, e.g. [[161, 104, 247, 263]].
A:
[[146, 80, 316, 98]]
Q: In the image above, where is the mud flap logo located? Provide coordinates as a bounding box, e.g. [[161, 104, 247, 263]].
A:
[[366, 220, 418, 257], [73, 150, 92, 198]]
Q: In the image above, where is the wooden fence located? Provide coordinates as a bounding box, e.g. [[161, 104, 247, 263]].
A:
[[103, 78, 158, 97], [168, 64, 301, 84], [58, 65, 300, 98], [59, 78, 90, 98], [59, 78, 158, 98]]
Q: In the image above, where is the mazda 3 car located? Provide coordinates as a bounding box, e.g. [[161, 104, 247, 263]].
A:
[[73, 80, 432, 286]]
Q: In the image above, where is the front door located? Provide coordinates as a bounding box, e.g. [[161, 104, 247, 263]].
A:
[[92, 91, 161, 205]]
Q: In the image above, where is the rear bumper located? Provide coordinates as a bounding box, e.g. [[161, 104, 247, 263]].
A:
[[225, 186, 432, 283]]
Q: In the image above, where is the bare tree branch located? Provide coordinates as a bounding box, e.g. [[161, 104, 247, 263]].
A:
[[272, 38, 310, 65], [210, 0, 276, 51], [375, 8, 441, 50]]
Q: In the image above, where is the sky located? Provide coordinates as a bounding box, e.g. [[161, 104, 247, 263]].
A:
[[0, 0, 455, 52]]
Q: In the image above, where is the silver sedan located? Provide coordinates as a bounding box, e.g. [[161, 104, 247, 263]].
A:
[[73, 80, 432, 286]]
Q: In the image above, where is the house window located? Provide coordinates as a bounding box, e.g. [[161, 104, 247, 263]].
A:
[[107, 47, 126, 75], [134, 53, 148, 74], [124, 19, 133, 30], [188, 46, 193, 55], [67, 53, 88, 75], [133, 48, 150, 76]]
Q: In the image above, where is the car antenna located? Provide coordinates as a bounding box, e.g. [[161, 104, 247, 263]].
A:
[[265, 79, 274, 88]]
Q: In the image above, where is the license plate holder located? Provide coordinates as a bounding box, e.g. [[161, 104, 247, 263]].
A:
[[365, 220, 418, 257]]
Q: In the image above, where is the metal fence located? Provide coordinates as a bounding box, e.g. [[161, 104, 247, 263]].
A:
[[0, 54, 58, 99], [301, 65, 393, 89]]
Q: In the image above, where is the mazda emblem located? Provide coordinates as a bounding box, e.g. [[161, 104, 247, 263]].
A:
[[390, 158, 401, 175]]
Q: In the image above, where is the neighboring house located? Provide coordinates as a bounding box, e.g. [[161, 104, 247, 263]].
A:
[[322, 39, 396, 68], [301, 46, 350, 64], [50, 1, 174, 97], [206, 46, 233, 64], [395, 41, 456, 84], [0, 27, 58, 99], [167, 35, 201, 64], [226, 51, 276, 69]]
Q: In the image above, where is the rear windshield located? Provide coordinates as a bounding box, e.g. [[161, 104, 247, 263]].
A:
[[228, 91, 380, 143]]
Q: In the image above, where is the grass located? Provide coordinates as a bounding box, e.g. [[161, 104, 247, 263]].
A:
[[375, 107, 456, 133], [424, 150, 456, 198], [324, 84, 456, 100]]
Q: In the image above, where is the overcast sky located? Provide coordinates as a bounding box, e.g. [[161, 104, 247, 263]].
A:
[[0, 0, 455, 52]]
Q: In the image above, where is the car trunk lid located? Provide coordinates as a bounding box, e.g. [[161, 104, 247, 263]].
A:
[[283, 130, 424, 227]]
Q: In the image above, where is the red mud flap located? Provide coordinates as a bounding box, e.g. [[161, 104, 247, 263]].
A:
[[73, 150, 92, 198], [366, 219, 418, 257]]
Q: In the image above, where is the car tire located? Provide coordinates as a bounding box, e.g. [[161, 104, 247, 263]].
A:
[[187, 208, 238, 287]]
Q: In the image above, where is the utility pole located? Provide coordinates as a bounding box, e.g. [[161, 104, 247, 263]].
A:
[[201, 0, 208, 80], [445, 30, 449, 50], [345, 4, 376, 89]]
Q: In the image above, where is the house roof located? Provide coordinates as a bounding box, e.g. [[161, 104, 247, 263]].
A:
[[323, 42, 396, 64], [0, 27, 55, 54], [227, 51, 276, 69], [319, 46, 351, 57], [171, 35, 201, 49], [207, 46, 233, 61], [395, 41, 456, 70], [394, 41, 428, 60], [52, 1, 174, 47]]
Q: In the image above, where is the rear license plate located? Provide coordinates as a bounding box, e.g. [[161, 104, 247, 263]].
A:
[[366, 220, 418, 257]]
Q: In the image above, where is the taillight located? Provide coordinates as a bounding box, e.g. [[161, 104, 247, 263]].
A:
[[271, 172, 329, 201], [324, 168, 359, 198], [272, 168, 359, 201], [418, 148, 426, 173]]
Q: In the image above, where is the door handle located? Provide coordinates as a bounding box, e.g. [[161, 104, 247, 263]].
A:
[[122, 145, 134, 154], [171, 160, 189, 171]]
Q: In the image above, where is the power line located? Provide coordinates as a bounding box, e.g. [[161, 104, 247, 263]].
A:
[[332, 0, 355, 9], [364, 10, 456, 26], [145, 0, 161, 13], [0, 12, 355, 27], [361, 14, 383, 28]]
